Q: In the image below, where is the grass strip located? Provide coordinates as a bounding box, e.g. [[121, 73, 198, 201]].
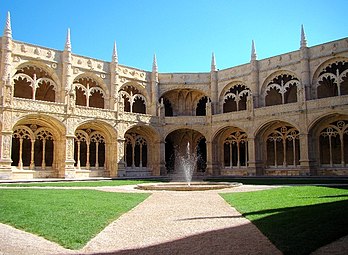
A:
[[221, 186, 348, 255], [206, 177, 348, 185], [0, 189, 149, 249]]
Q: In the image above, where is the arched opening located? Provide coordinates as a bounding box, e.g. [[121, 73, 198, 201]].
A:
[[13, 65, 56, 102], [74, 77, 105, 108], [213, 126, 249, 176], [133, 97, 146, 114], [223, 130, 248, 168], [119, 85, 146, 114], [89, 90, 104, 108], [124, 126, 156, 177], [264, 74, 299, 106], [316, 61, 348, 98], [73, 123, 111, 177], [196, 96, 208, 116], [265, 125, 300, 168], [222, 84, 250, 113], [318, 120, 348, 167], [160, 89, 208, 116], [165, 129, 207, 177], [161, 97, 173, 116], [11, 121, 60, 178]]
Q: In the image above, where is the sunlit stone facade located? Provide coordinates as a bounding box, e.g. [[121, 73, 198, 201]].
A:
[[1, 12, 348, 179]]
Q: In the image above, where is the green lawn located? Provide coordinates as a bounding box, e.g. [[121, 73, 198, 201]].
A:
[[205, 177, 348, 185], [0, 189, 149, 249], [221, 186, 348, 255], [0, 179, 157, 187]]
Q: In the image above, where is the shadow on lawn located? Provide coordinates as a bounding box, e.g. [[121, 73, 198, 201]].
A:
[[245, 200, 348, 255], [83, 200, 348, 255]]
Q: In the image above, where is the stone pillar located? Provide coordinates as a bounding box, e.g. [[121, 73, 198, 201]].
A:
[[205, 139, 213, 175], [246, 136, 260, 176], [159, 140, 166, 175], [150, 140, 161, 176], [0, 130, 13, 179], [299, 133, 314, 176], [0, 12, 14, 178], [116, 138, 126, 177], [64, 135, 76, 178]]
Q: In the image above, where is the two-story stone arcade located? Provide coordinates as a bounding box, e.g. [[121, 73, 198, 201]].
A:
[[0, 12, 347, 180]]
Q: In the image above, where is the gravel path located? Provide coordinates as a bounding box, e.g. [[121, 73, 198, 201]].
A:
[[0, 184, 346, 255]]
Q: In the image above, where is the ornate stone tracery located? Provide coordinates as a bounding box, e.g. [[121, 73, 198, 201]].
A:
[[223, 130, 248, 168], [119, 85, 147, 114], [316, 61, 348, 98], [73, 76, 106, 108], [319, 120, 348, 167], [263, 74, 299, 106], [74, 129, 106, 171], [12, 125, 55, 170], [222, 84, 251, 113], [13, 65, 57, 102], [266, 125, 300, 168]]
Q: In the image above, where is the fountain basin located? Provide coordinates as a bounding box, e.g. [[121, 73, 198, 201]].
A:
[[135, 182, 242, 191]]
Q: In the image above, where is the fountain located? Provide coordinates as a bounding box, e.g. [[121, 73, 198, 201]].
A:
[[136, 142, 242, 191]]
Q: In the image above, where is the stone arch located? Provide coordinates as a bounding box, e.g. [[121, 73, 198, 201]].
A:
[[11, 114, 66, 178], [73, 120, 116, 177], [309, 113, 348, 174], [213, 126, 249, 175], [159, 89, 209, 116], [165, 128, 207, 176], [312, 57, 348, 99], [255, 120, 301, 175], [13, 62, 60, 102], [220, 81, 251, 113], [123, 125, 160, 177], [261, 71, 300, 107], [73, 73, 109, 109], [119, 83, 148, 114]]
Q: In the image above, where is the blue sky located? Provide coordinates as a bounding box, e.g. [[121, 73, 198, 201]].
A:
[[1, 0, 347, 72]]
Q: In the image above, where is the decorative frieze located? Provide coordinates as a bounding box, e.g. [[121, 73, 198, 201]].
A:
[[12, 98, 65, 114]]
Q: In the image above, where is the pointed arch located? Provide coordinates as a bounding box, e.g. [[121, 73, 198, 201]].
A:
[[73, 75, 108, 108], [13, 64, 58, 102], [309, 114, 348, 172], [312, 58, 348, 99], [220, 82, 251, 113], [261, 71, 300, 106], [119, 85, 147, 114]]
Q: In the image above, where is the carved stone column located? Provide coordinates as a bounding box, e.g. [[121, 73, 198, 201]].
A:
[[299, 133, 314, 176], [246, 136, 260, 176], [0, 108, 13, 178], [116, 138, 126, 177], [205, 139, 213, 175], [159, 140, 166, 176], [0, 131, 13, 178], [64, 134, 76, 178]]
